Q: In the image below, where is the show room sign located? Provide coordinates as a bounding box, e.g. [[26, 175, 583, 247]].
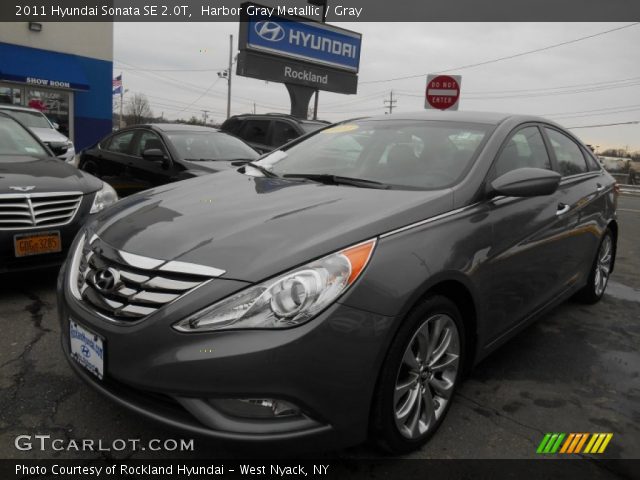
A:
[[425, 74, 461, 111]]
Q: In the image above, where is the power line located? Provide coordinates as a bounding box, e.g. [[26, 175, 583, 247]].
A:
[[463, 75, 640, 95], [566, 120, 640, 129], [115, 64, 226, 73], [361, 23, 640, 85], [546, 107, 640, 120], [393, 78, 640, 102], [542, 103, 640, 117]]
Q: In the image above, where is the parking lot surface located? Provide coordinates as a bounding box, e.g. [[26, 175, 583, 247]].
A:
[[0, 196, 638, 460]]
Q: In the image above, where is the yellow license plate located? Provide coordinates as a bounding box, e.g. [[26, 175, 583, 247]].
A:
[[14, 231, 62, 257]]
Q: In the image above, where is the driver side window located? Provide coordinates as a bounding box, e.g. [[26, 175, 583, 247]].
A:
[[133, 131, 166, 159], [494, 126, 551, 178]]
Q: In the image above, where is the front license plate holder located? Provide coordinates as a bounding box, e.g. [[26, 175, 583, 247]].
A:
[[14, 231, 62, 257], [69, 320, 105, 380]]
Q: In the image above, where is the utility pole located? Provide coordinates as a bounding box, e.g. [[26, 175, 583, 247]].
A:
[[310, 0, 328, 120], [202, 110, 209, 124], [384, 91, 396, 114], [119, 72, 123, 128], [252, 102, 256, 114], [227, 34, 233, 119]]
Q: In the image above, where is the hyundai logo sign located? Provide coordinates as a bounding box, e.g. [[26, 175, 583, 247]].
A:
[[245, 13, 361, 72], [255, 21, 285, 42]]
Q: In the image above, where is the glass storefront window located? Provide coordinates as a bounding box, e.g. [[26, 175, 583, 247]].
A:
[[0, 86, 22, 105], [27, 89, 70, 137]]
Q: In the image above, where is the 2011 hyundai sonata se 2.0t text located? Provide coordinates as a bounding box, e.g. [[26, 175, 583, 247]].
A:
[[58, 111, 617, 453]]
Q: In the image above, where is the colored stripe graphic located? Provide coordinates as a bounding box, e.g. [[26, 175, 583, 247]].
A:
[[537, 433, 613, 454]]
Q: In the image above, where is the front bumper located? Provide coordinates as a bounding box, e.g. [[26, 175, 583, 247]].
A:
[[57, 262, 395, 448]]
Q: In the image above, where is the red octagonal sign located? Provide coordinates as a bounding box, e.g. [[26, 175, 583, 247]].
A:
[[425, 75, 461, 111]]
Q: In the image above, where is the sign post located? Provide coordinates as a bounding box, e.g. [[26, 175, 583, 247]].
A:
[[425, 74, 461, 111]]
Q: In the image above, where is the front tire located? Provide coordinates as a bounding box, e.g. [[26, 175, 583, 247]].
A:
[[575, 230, 614, 304], [370, 295, 465, 454]]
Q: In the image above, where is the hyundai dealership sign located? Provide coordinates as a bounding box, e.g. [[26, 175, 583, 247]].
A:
[[238, 2, 361, 95], [247, 18, 361, 72]]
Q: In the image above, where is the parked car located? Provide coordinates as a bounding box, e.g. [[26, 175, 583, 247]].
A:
[[78, 123, 259, 197], [220, 113, 328, 153], [58, 111, 617, 453], [0, 105, 76, 164], [0, 112, 117, 274]]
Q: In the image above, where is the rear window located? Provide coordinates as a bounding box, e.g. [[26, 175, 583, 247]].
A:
[[545, 128, 588, 176]]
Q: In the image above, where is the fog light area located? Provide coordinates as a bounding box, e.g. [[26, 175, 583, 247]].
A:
[[210, 398, 301, 419]]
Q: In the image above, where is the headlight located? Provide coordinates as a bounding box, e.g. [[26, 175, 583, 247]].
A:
[[173, 239, 377, 332], [89, 182, 118, 214]]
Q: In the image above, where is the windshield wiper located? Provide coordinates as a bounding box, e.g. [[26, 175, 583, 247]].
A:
[[241, 161, 279, 178], [283, 173, 391, 189], [184, 158, 222, 162]]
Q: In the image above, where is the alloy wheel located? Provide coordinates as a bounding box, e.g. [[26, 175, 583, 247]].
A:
[[594, 235, 613, 297], [393, 314, 460, 439]]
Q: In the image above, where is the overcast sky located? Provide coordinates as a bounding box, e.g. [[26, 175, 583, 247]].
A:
[[114, 22, 640, 152]]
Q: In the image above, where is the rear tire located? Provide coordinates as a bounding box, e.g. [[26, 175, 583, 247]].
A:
[[575, 230, 614, 304], [370, 295, 465, 454]]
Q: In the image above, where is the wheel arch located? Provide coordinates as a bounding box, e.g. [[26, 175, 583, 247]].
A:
[[367, 274, 480, 444]]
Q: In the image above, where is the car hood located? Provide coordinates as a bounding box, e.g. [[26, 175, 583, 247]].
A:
[[94, 170, 454, 283], [0, 156, 102, 194], [30, 127, 71, 144]]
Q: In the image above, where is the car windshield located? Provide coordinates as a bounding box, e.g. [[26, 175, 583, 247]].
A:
[[1, 109, 52, 129], [263, 120, 491, 190], [0, 116, 48, 158], [167, 131, 259, 161]]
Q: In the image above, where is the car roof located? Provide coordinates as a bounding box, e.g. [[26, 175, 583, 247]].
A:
[[0, 104, 45, 114], [358, 110, 552, 126], [123, 123, 221, 132], [226, 113, 329, 125]]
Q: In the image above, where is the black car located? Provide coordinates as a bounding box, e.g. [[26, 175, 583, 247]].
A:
[[0, 112, 117, 273], [59, 111, 616, 453], [78, 124, 259, 197], [220, 113, 328, 153]]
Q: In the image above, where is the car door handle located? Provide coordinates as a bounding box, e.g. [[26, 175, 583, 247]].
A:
[[556, 203, 570, 216], [596, 183, 604, 192]]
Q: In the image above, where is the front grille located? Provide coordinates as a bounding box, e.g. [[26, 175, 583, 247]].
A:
[[46, 141, 70, 157], [0, 192, 83, 230], [71, 234, 226, 323]]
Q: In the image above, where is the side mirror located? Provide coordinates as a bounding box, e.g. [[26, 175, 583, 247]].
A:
[[52, 122, 60, 130], [142, 148, 170, 169], [490, 167, 561, 198]]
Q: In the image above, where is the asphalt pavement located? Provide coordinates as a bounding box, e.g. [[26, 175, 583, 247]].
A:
[[0, 195, 638, 461]]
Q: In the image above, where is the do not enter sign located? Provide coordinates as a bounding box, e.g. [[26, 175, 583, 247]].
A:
[[425, 74, 461, 111]]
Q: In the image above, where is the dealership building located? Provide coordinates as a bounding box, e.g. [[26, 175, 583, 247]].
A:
[[0, 22, 113, 150]]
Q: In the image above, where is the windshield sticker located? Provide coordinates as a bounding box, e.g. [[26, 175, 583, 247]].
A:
[[323, 124, 359, 134]]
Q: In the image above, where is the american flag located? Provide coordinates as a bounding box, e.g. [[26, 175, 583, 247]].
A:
[[112, 75, 123, 95]]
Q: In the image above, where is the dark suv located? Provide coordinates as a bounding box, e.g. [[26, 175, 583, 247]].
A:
[[220, 114, 328, 153]]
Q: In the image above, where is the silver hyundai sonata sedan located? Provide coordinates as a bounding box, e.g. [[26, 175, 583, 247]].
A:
[[58, 111, 617, 453]]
